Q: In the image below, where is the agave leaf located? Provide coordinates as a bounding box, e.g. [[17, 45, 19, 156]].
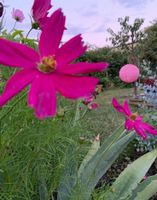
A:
[[39, 178, 48, 200], [57, 147, 78, 200], [130, 174, 157, 200], [74, 131, 135, 200], [103, 149, 157, 200], [78, 134, 100, 177]]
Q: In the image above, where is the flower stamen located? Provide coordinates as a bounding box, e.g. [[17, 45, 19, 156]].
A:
[[130, 113, 137, 121], [38, 56, 56, 73]]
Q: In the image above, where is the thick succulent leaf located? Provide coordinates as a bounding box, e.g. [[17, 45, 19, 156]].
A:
[[57, 147, 78, 200], [130, 174, 157, 200], [78, 135, 100, 177], [103, 149, 157, 200], [75, 131, 135, 200]]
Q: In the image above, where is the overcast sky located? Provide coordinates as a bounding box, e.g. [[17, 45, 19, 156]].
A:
[[2, 0, 157, 47]]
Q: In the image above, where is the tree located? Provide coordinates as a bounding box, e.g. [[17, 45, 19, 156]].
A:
[[108, 16, 144, 65], [140, 20, 157, 68]]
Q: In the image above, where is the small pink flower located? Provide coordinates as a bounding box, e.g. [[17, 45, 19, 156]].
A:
[[32, 0, 52, 29], [88, 102, 99, 110], [12, 8, 25, 22], [83, 95, 94, 105], [112, 98, 157, 139], [0, 9, 108, 119], [143, 176, 147, 180]]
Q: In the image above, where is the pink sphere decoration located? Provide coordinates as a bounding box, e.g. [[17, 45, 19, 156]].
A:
[[119, 64, 140, 83]]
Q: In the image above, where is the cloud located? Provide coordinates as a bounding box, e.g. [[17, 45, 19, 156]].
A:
[[3, 0, 157, 47]]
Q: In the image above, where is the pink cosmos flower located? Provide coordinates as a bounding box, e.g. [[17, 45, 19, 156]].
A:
[[32, 0, 52, 29], [112, 98, 157, 139], [0, 9, 108, 119], [12, 8, 25, 23]]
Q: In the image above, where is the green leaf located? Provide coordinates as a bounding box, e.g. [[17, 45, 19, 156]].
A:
[[38, 178, 48, 200], [11, 30, 23, 39], [103, 149, 157, 200], [57, 147, 78, 200], [75, 131, 135, 200], [78, 134, 100, 177], [130, 174, 157, 200]]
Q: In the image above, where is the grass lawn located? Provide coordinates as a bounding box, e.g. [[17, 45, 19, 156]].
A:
[[80, 87, 134, 138]]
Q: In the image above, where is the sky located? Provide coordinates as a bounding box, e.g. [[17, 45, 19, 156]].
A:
[[2, 0, 157, 47]]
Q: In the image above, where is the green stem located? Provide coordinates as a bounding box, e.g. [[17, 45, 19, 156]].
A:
[[9, 21, 17, 34], [25, 27, 33, 39], [0, 91, 27, 121], [72, 100, 81, 127]]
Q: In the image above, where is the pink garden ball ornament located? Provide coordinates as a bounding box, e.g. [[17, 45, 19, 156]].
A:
[[119, 64, 140, 83]]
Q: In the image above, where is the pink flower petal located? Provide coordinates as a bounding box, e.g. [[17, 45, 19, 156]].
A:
[[55, 74, 98, 99], [56, 34, 87, 66], [32, 0, 52, 26], [112, 98, 129, 117], [28, 73, 57, 119], [125, 119, 134, 130], [140, 122, 157, 136], [58, 62, 109, 75], [12, 8, 25, 22], [134, 123, 147, 139], [0, 69, 37, 106], [0, 38, 39, 69], [123, 100, 131, 116], [39, 9, 65, 57]]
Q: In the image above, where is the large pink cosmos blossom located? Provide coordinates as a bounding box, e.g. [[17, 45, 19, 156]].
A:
[[0, 9, 108, 119], [32, 0, 52, 29], [112, 98, 157, 139]]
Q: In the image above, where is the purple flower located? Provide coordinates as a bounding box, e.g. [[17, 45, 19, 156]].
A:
[[12, 8, 25, 23]]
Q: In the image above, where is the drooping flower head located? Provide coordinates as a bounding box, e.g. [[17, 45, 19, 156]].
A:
[[31, 0, 52, 29], [12, 8, 25, 22], [88, 102, 99, 110], [82, 95, 94, 105], [82, 95, 99, 110], [112, 98, 157, 139], [0, 9, 109, 119], [0, 2, 4, 17]]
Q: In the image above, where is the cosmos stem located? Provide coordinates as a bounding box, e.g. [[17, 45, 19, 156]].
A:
[[25, 27, 33, 39], [9, 21, 17, 34]]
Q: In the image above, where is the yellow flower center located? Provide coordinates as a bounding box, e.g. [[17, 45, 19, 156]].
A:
[[130, 113, 137, 121], [38, 56, 56, 73]]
